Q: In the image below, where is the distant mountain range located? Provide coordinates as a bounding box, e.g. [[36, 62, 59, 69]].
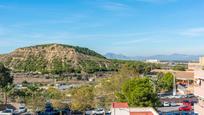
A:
[[105, 53, 201, 61]]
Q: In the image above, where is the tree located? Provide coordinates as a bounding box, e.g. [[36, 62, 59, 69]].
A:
[[2, 84, 14, 105], [51, 99, 69, 110], [45, 87, 64, 99], [0, 63, 13, 88], [116, 77, 160, 107], [149, 72, 163, 93], [70, 86, 94, 112], [0, 63, 13, 105], [11, 88, 28, 103], [94, 64, 139, 109], [172, 65, 186, 71], [27, 83, 39, 111], [158, 72, 174, 92]]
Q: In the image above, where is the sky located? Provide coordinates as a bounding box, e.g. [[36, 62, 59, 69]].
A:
[[0, 0, 204, 56]]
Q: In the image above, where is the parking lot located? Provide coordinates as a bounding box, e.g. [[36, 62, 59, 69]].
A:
[[157, 106, 181, 112], [157, 95, 198, 113], [160, 97, 198, 103]]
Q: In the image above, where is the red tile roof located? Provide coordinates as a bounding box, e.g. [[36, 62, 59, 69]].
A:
[[112, 102, 129, 108]]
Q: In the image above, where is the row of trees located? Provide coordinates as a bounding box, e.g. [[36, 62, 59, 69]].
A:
[[0, 62, 174, 112], [69, 64, 174, 111], [0, 63, 67, 111]]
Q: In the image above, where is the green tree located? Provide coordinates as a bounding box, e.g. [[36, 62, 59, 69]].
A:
[[0, 63, 13, 88], [172, 65, 186, 71], [0, 63, 13, 105], [45, 87, 64, 99], [158, 72, 174, 92], [116, 77, 159, 107], [27, 83, 39, 111], [94, 64, 139, 109], [70, 86, 94, 112], [11, 89, 28, 103], [2, 84, 14, 105]]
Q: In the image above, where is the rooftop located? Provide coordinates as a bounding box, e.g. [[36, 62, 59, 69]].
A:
[[112, 102, 128, 108]]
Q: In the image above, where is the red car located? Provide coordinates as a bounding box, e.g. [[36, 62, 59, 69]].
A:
[[183, 100, 191, 106], [179, 105, 192, 111]]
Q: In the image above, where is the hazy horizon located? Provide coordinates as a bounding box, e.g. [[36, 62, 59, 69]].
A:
[[0, 0, 204, 56]]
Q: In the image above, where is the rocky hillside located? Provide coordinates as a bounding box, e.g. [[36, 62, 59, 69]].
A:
[[0, 44, 116, 74]]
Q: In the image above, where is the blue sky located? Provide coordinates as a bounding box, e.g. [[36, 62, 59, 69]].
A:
[[0, 0, 204, 56]]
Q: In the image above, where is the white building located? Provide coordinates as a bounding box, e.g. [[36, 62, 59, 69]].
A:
[[111, 102, 159, 115]]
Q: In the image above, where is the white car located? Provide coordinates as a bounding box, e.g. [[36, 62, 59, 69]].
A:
[[85, 110, 96, 115], [0, 109, 14, 115], [95, 108, 105, 114], [170, 102, 177, 107], [174, 95, 184, 98], [18, 105, 27, 113], [163, 102, 170, 107]]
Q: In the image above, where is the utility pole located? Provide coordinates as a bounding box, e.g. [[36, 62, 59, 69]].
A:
[[173, 73, 176, 96]]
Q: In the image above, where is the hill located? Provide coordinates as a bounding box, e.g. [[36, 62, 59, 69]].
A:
[[0, 44, 115, 74]]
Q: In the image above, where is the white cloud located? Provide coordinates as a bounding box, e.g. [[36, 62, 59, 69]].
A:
[[180, 27, 204, 37], [100, 2, 129, 11]]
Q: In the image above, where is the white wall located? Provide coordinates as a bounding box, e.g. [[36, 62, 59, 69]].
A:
[[111, 108, 129, 115]]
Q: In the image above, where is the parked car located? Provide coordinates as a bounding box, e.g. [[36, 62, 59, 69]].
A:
[[18, 105, 27, 113], [190, 100, 197, 106], [0, 108, 14, 115], [85, 109, 96, 115], [163, 102, 170, 107], [183, 100, 191, 106], [106, 111, 111, 114], [186, 94, 195, 98], [174, 95, 185, 99], [170, 102, 177, 107], [95, 108, 105, 114], [179, 105, 192, 111]]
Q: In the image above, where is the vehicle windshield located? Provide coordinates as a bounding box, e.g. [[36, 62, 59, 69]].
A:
[[97, 109, 103, 111], [4, 110, 12, 113], [19, 107, 25, 109], [183, 100, 189, 102], [181, 106, 188, 108]]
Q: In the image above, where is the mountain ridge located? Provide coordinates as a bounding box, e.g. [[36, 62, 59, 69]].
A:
[[0, 44, 115, 74], [105, 53, 201, 61]]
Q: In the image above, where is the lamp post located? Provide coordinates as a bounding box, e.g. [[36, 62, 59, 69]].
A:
[[173, 72, 176, 96]]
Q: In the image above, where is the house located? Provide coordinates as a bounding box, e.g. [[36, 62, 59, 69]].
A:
[[188, 56, 204, 71], [151, 69, 194, 95], [194, 70, 204, 115], [111, 102, 159, 115]]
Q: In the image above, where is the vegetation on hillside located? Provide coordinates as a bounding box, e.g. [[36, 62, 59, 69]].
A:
[[1, 44, 116, 74], [1, 61, 174, 111], [172, 64, 187, 71], [21, 44, 105, 59]]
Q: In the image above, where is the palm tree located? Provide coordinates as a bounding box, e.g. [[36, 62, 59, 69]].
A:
[[2, 83, 14, 105], [27, 83, 39, 111]]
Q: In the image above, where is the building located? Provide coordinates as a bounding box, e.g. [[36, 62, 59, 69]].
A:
[[188, 56, 204, 71], [111, 102, 159, 115], [151, 69, 194, 95], [146, 59, 160, 63], [194, 70, 204, 115], [188, 62, 202, 71], [174, 71, 194, 95], [199, 57, 204, 66]]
